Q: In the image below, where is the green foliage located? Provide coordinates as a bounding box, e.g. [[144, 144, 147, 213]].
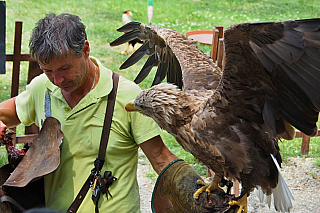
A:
[[314, 157, 320, 168], [280, 136, 320, 163], [2, 0, 320, 172], [0, 147, 8, 166]]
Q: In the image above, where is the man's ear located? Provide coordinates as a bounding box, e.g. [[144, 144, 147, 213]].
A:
[[82, 40, 90, 57]]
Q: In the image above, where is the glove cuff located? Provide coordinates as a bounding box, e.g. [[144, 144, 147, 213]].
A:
[[151, 159, 238, 213]]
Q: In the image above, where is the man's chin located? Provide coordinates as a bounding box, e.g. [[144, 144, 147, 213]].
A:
[[60, 86, 75, 93]]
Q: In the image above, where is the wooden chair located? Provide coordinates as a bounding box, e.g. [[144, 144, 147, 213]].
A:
[[5, 21, 42, 144]]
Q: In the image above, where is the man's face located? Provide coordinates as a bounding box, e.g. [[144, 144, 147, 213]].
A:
[[39, 53, 89, 93]]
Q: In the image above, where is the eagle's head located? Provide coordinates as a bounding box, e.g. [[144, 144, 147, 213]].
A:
[[125, 83, 205, 130]]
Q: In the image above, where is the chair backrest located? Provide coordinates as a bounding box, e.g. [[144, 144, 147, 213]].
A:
[[5, 21, 42, 144], [210, 26, 224, 69]]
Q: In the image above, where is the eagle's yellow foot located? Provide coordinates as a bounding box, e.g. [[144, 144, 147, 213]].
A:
[[229, 192, 247, 213], [119, 50, 128, 55], [193, 179, 225, 200]]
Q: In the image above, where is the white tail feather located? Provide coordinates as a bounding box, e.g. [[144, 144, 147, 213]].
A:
[[255, 154, 294, 212]]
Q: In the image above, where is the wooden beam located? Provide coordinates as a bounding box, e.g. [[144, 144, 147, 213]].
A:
[[295, 129, 320, 155], [301, 134, 310, 155], [6, 53, 32, 62], [216, 26, 224, 39], [11, 21, 23, 97], [217, 38, 224, 69], [15, 134, 38, 144], [210, 29, 219, 61], [27, 61, 42, 83]]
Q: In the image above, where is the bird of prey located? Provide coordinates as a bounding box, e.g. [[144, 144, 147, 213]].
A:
[[119, 11, 143, 55], [110, 19, 320, 212]]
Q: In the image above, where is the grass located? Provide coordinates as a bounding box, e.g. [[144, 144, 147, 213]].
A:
[[2, 0, 320, 174], [279, 137, 320, 166]]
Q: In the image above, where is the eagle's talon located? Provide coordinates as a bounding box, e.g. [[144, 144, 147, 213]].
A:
[[196, 179, 206, 186], [229, 192, 248, 213], [119, 50, 128, 55], [193, 179, 225, 200]]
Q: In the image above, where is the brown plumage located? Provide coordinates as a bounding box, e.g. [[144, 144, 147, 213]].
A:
[[110, 19, 320, 212]]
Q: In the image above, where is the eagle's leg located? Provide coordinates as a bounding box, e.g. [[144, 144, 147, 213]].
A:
[[229, 189, 249, 213], [193, 175, 224, 200], [131, 45, 136, 55], [119, 43, 130, 55], [221, 178, 233, 194]]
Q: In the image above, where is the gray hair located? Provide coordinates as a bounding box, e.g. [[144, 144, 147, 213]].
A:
[[29, 13, 87, 64]]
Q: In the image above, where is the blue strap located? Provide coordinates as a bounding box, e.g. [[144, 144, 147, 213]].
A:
[[44, 91, 52, 118], [41, 91, 51, 126]]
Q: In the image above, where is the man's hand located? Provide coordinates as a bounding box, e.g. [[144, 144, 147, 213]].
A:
[[0, 120, 7, 140]]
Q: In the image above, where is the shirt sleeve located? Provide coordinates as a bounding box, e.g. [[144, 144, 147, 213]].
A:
[[130, 110, 161, 145], [116, 77, 162, 145], [15, 74, 47, 126]]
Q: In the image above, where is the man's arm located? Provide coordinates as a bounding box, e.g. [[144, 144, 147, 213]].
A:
[[139, 135, 178, 174], [0, 97, 21, 128]]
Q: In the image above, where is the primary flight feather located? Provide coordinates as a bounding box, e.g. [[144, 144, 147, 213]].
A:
[[110, 19, 320, 212]]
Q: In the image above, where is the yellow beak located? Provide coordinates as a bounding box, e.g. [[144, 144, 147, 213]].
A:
[[125, 101, 144, 112]]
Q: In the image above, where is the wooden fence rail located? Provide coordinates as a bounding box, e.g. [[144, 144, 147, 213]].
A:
[[5, 21, 42, 144]]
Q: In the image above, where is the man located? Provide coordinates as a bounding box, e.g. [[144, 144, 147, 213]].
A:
[[0, 13, 177, 212]]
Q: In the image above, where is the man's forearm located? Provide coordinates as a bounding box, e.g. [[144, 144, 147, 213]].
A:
[[140, 135, 178, 174], [0, 97, 21, 128]]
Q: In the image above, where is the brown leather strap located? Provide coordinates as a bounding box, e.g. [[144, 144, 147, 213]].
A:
[[67, 73, 119, 213], [66, 175, 92, 213], [98, 73, 119, 160]]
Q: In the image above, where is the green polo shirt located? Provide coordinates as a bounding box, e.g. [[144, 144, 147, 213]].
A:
[[15, 56, 161, 212]]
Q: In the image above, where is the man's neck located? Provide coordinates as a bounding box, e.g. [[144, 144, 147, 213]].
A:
[[61, 90, 86, 109], [62, 63, 98, 109]]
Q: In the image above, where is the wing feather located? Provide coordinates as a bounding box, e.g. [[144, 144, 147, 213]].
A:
[[111, 22, 222, 94], [133, 54, 158, 84], [120, 41, 154, 69], [224, 19, 320, 137]]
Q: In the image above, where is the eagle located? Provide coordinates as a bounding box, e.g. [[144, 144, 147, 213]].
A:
[[110, 19, 320, 212]]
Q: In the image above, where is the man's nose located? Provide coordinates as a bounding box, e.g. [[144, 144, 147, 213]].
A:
[[53, 71, 64, 85]]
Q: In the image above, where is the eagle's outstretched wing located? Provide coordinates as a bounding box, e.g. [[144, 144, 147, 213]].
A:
[[110, 20, 320, 138], [223, 19, 320, 139], [110, 22, 222, 93]]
